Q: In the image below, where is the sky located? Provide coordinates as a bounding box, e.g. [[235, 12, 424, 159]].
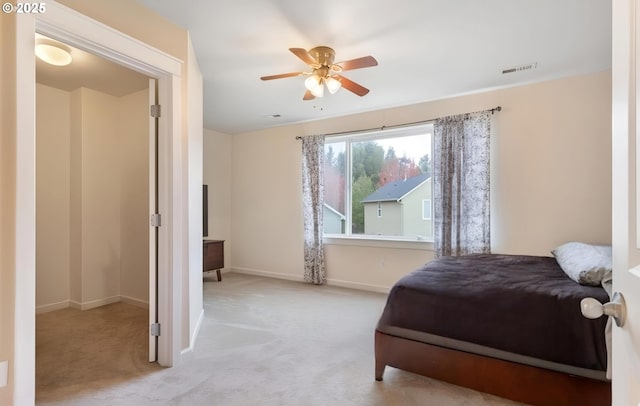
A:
[[375, 133, 430, 162], [325, 132, 431, 164]]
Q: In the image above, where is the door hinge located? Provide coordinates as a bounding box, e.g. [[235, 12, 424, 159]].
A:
[[150, 213, 161, 227], [150, 323, 161, 337], [150, 104, 161, 118]]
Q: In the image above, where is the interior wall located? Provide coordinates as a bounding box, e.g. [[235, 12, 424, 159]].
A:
[[36, 84, 149, 311], [57, 0, 187, 65], [35, 84, 71, 311], [68, 88, 83, 305], [230, 70, 612, 291], [119, 88, 151, 306], [203, 128, 233, 268], [72, 88, 122, 307], [0, 13, 18, 405]]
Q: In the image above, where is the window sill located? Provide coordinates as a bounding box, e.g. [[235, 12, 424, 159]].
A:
[[323, 235, 434, 251]]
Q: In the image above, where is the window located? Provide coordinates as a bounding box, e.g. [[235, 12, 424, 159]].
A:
[[422, 199, 432, 220], [323, 124, 433, 241]]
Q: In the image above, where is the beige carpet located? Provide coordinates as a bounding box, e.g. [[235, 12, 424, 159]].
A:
[[36, 273, 525, 405]]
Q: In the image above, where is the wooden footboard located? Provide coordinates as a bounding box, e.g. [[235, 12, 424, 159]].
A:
[[375, 330, 611, 406]]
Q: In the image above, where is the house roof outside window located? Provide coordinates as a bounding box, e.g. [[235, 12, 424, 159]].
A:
[[361, 173, 430, 203]]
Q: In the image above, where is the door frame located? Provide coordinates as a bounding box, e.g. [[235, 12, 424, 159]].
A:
[[14, 3, 183, 403]]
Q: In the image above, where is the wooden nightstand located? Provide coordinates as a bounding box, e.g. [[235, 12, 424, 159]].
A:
[[203, 239, 224, 281]]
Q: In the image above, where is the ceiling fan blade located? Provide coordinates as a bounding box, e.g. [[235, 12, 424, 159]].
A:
[[303, 90, 315, 100], [335, 75, 370, 96], [289, 48, 319, 66], [336, 56, 378, 71], [260, 72, 305, 81]]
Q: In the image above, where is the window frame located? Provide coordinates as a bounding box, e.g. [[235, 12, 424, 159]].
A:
[[323, 123, 434, 244]]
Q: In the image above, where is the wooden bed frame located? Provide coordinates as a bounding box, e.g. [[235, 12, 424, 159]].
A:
[[375, 330, 611, 406]]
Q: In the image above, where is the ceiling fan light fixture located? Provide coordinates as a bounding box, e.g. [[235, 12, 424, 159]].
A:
[[262, 46, 377, 100], [325, 76, 342, 94], [305, 74, 324, 97], [35, 43, 72, 66]]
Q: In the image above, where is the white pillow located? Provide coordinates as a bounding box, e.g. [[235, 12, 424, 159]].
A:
[[551, 242, 612, 286]]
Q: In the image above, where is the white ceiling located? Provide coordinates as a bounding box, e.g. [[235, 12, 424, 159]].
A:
[[136, 0, 611, 135], [42, 1, 610, 134]]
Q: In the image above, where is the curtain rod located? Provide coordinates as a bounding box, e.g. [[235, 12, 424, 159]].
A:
[[295, 106, 502, 140]]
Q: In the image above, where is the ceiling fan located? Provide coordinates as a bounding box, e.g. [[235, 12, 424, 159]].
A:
[[260, 46, 378, 100]]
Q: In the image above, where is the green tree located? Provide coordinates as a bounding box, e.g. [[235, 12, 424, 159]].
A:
[[419, 154, 432, 178], [325, 145, 335, 166], [336, 150, 345, 174], [385, 146, 397, 160], [352, 141, 384, 186], [349, 141, 384, 232], [351, 175, 375, 233]]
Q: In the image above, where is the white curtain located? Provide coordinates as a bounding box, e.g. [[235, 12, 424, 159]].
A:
[[433, 111, 491, 257], [301, 135, 326, 284]]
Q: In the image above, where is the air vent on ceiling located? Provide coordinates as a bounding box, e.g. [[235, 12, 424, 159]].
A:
[[502, 62, 537, 74]]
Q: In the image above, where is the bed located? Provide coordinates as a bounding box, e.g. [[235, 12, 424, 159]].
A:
[[375, 253, 611, 406]]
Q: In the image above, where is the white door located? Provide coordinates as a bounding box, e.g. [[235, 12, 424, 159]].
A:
[[612, 1, 640, 404], [148, 78, 159, 362]]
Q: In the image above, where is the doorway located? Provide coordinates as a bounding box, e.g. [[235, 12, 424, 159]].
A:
[[34, 34, 159, 399], [12, 6, 183, 403]]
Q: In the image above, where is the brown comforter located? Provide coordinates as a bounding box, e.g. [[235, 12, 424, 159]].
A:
[[376, 254, 609, 371]]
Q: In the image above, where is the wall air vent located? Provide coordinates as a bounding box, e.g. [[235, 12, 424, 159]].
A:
[[502, 62, 537, 74]]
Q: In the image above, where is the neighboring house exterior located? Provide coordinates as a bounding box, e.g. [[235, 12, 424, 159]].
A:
[[323, 203, 345, 234], [361, 174, 431, 238]]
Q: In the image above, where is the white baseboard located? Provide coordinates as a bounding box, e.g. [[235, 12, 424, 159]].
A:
[[325, 278, 390, 294], [120, 295, 150, 309], [231, 267, 390, 294], [78, 295, 121, 310], [36, 300, 71, 314], [232, 267, 304, 282], [40, 295, 148, 313]]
